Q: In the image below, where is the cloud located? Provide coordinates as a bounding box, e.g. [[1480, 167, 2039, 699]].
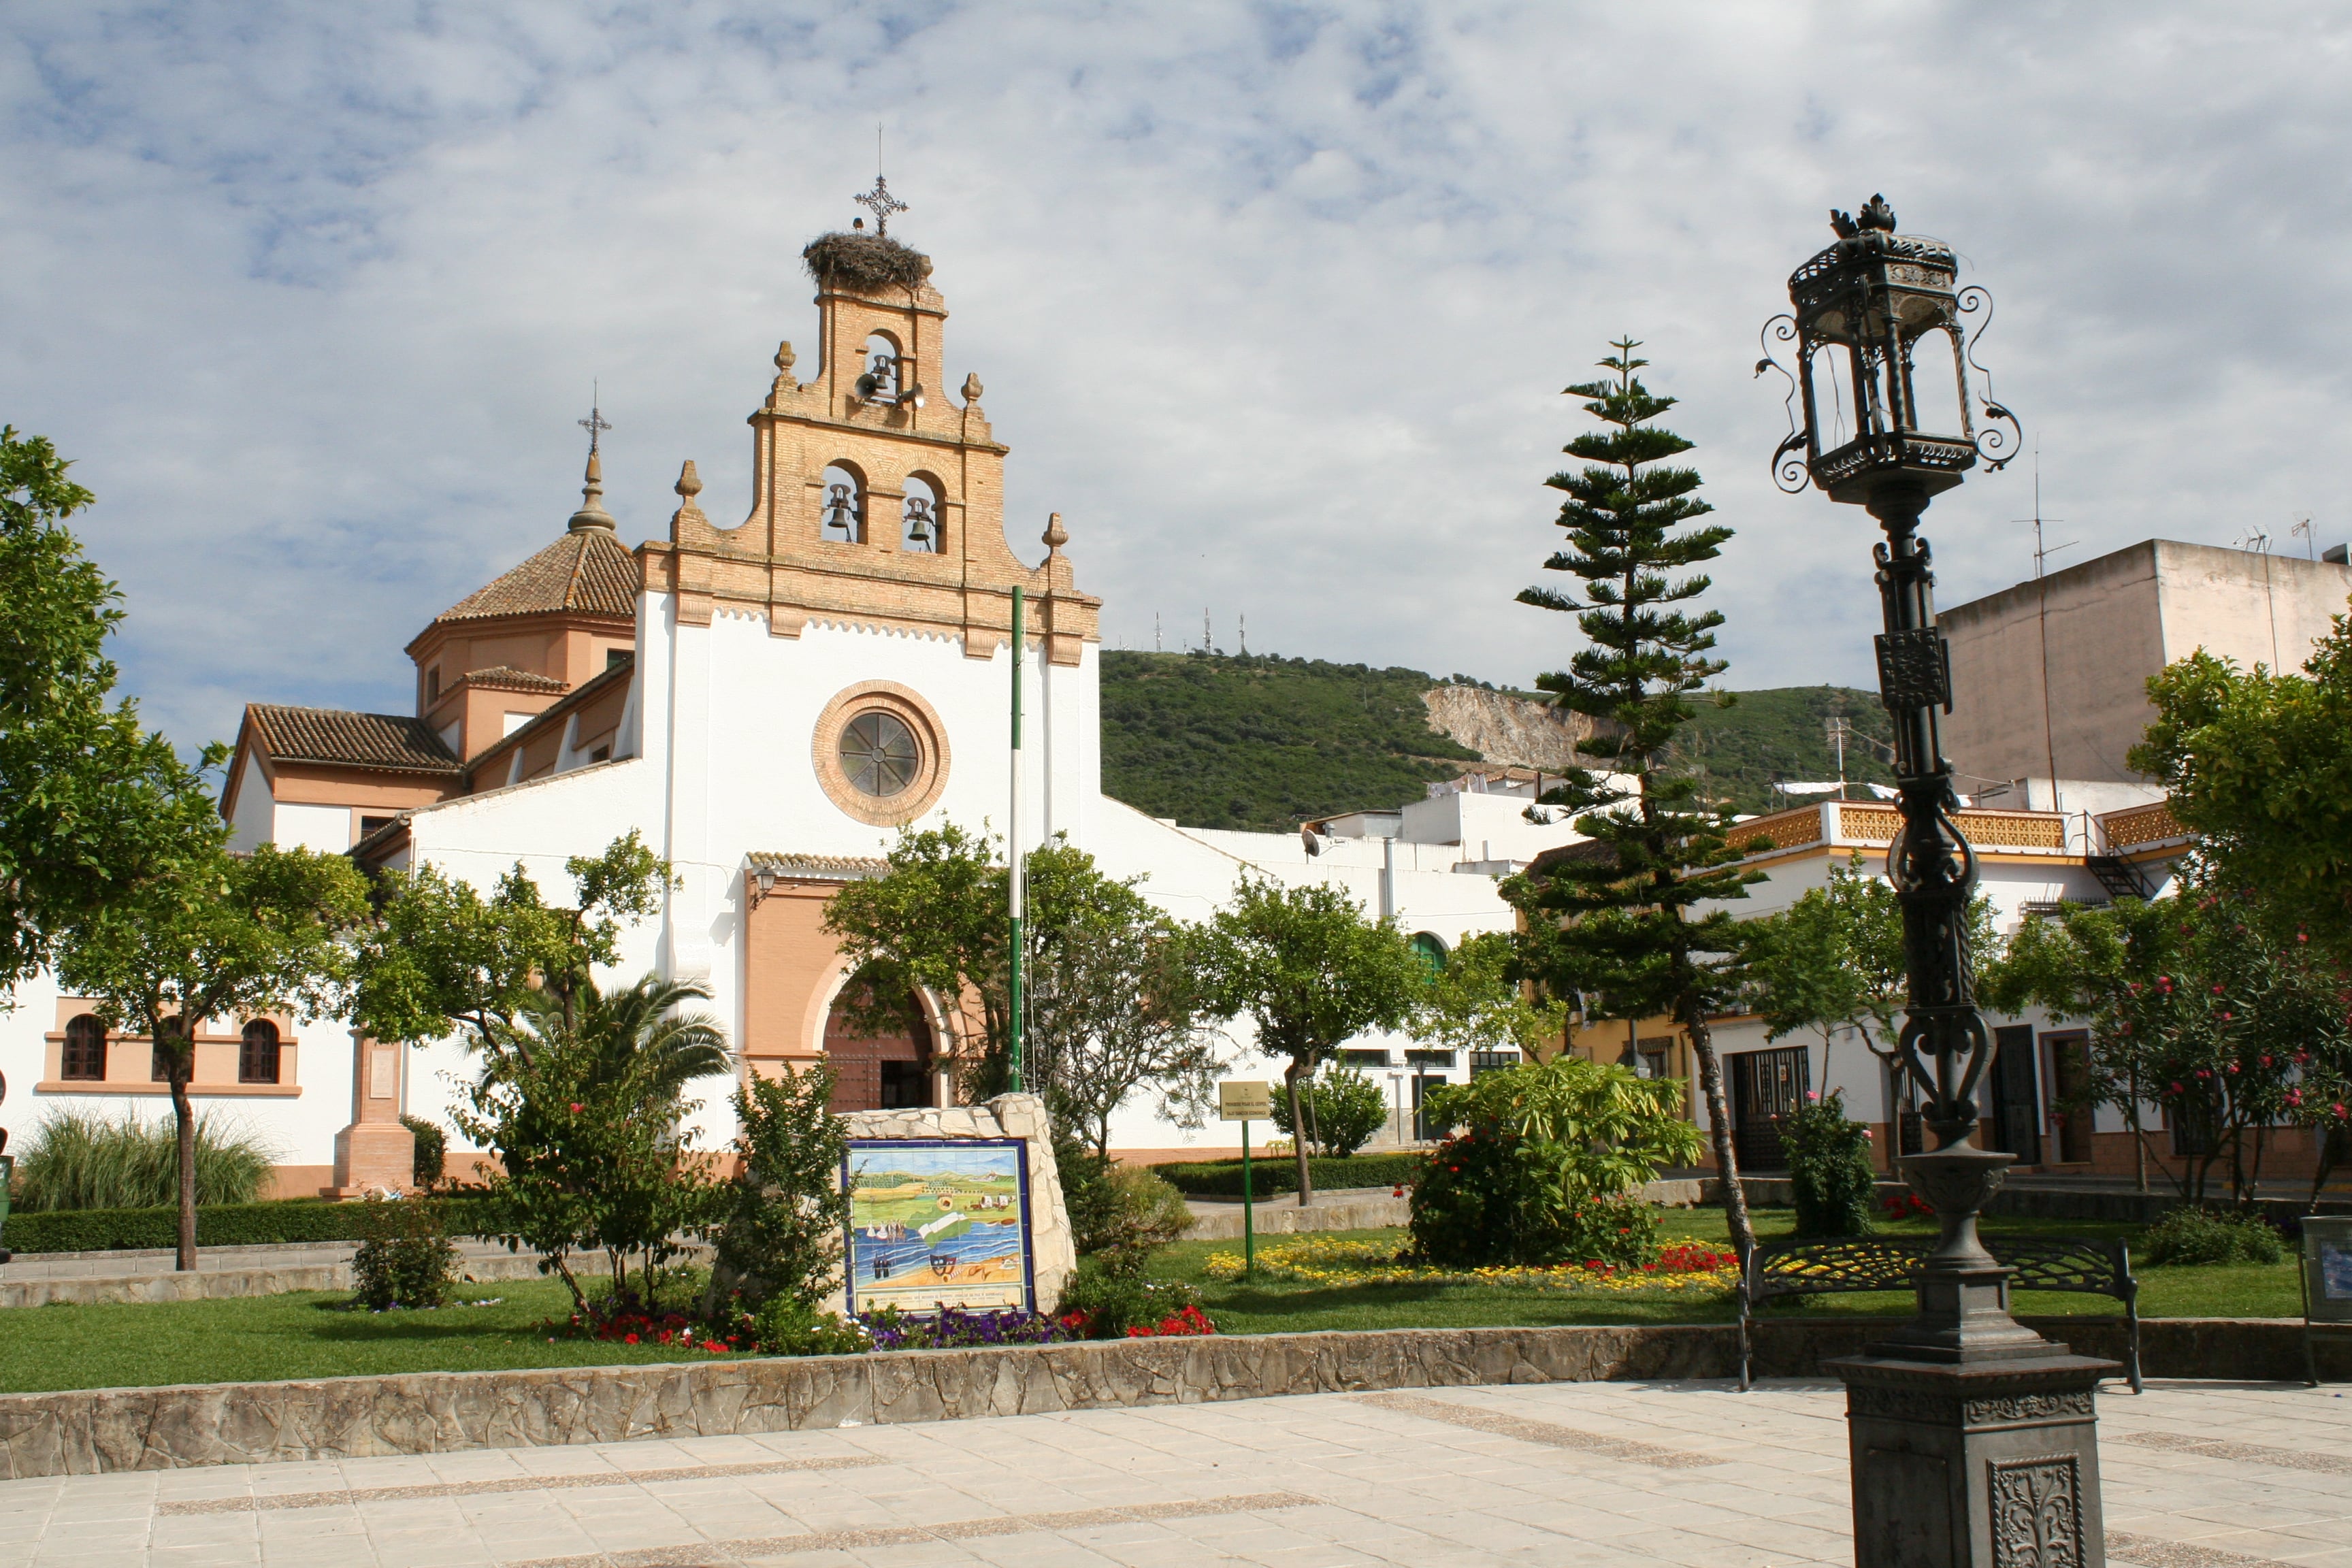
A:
[[3, 1, 2348, 749]]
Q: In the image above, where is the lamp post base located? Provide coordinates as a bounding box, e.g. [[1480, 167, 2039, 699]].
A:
[[1829, 1350, 2118, 1568]]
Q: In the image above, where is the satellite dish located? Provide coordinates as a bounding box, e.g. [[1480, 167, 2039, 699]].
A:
[[1301, 826, 1328, 858]]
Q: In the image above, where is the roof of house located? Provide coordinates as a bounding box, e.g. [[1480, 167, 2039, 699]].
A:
[[246, 705, 463, 775], [461, 665, 568, 693], [433, 529, 638, 625], [747, 851, 893, 882]]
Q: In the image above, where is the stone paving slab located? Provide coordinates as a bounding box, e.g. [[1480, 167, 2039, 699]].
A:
[[0, 1378, 2338, 1567]]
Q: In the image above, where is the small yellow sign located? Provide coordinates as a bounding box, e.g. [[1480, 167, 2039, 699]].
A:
[[1218, 1080, 1273, 1121]]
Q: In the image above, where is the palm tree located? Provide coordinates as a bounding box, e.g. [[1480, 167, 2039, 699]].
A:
[[525, 973, 732, 1102]]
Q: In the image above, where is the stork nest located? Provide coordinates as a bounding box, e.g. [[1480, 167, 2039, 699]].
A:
[[801, 231, 933, 292]]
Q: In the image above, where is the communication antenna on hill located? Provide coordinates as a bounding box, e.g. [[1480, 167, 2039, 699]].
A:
[[1203, 607, 1211, 654], [1239, 613, 1247, 655], [1825, 716, 1851, 800], [1154, 612, 1162, 653]]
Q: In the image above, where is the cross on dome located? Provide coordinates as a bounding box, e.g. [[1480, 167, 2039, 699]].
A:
[[577, 392, 612, 455], [854, 176, 907, 238]]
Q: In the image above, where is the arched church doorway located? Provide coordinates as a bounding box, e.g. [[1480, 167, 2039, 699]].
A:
[[821, 968, 936, 1114]]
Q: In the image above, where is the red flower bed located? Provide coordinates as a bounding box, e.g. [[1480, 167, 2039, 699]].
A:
[[1124, 1304, 1217, 1338]]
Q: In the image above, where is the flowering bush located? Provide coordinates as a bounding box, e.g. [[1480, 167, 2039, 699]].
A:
[[1126, 1304, 1216, 1337], [1205, 1234, 1740, 1295], [349, 1193, 460, 1311], [562, 1294, 744, 1353], [1882, 1191, 1934, 1220], [860, 1304, 1074, 1349], [1778, 1089, 1878, 1239], [1055, 1259, 1206, 1337], [1407, 1058, 1700, 1269], [749, 1298, 873, 1356]]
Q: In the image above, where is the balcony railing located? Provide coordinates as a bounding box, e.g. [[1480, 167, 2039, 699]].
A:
[[2095, 799, 2188, 852], [1730, 799, 2070, 860]]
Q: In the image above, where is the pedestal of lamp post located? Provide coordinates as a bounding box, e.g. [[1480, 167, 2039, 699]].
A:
[[1828, 1143, 2117, 1568]]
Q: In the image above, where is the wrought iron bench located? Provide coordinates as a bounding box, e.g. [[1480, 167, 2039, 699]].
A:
[[1736, 1234, 2140, 1393]]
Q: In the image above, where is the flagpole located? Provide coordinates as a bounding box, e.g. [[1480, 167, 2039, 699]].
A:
[[1008, 586, 1026, 1094]]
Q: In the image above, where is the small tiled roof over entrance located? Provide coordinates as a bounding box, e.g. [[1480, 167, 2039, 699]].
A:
[[747, 851, 892, 882], [434, 529, 638, 625], [247, 706, 463, 775]]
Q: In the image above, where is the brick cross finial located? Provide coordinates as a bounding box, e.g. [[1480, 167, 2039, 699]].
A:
[[854, 176, 907, 238]]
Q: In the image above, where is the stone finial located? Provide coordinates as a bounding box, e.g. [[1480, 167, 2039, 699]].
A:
[[676, 459, 703, 500], [962, 371, 983, 405], [1042, 512, 1068, 553], [768, 342, 798, 410], [567, 448, 617, 534]]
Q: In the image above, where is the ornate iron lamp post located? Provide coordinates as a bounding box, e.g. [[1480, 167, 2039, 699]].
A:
[[1763, 197, 2115, 1568]]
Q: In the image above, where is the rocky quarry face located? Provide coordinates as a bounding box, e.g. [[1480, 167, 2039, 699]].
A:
[[1420, 685, 1602, 772]]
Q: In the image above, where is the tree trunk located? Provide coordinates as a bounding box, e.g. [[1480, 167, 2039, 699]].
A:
[[1285, 1059, 1313, 1207], [1684, 1013, 1757, 1258], [169, 1031, 199, 1272], [2129, 1062, 2148, 1192]]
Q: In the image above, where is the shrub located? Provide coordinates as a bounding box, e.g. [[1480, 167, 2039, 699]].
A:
[[349, 1194, 459, 1310], [1270, 1065, 1390, 1157], [400, 1115, 448, 1192], [0, 1194, 497, 1256], [750, 1298, 874, 1356], [1150, 1151, 1428, 1198], [2140, 1207, 2285, 1266], [1779, 1090, 1878, 1239], [1054, 1257, 1205, 1337], [1406, 1057, 1701, 1269], [10, 1111, 276, 1212], [708, 1063, 848, 1311], [1091, 1167, 1194, 1273]]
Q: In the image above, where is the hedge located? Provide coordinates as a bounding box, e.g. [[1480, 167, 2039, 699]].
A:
[[0, 1195, 500, 1256], [1151, 1152, 1428, 1199]]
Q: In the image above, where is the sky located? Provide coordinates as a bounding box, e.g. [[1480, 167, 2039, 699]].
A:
[[5, 3, 2349, 750]]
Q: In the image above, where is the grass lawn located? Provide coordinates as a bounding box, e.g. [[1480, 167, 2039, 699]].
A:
[[0, 1279, 742, 1395], [0, 1207, 2302, 1394]]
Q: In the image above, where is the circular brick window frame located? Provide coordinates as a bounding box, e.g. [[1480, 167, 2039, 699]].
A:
[[813, 681, 951, 826]]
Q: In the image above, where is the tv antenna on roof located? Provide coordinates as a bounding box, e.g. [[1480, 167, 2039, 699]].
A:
[[2291, 514, 2316, 560], [2012, 443, 2072, 578]]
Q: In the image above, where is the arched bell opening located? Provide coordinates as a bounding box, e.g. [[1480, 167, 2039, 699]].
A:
[[855, 332, 903, 405], [821, 964, 937, 1113], [819, 463, 866, 543], [900, 473, 942, 553]]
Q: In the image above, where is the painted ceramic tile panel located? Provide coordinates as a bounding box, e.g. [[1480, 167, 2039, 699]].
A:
[[844, 1139, 1032, 1313]]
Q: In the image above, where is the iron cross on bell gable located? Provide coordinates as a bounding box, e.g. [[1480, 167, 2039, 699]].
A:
[[854, 176, 907, 238]]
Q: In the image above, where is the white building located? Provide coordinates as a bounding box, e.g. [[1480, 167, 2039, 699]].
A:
[[1, 223, 1595, 1193]]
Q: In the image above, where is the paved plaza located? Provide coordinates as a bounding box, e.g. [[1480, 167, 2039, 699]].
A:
[[0, 1377, 2342, 1568]]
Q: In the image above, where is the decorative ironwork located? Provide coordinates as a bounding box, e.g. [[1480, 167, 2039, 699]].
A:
[[855, 175, 908, 238], [1959, 287, 2021, 471], [1757, 315, 1809, 493], [1876, 627, 1953, 711], [1989, 1454, 2085, 1568]]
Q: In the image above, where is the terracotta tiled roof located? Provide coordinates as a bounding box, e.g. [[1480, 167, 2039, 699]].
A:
[[463, 666, 567, 693], [247, 706, 462, 775], [747, 851, 892, 882], [435, 530, 638, 625]]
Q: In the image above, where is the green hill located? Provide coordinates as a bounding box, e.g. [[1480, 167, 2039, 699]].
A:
[[1098, 651, 1893, 830]]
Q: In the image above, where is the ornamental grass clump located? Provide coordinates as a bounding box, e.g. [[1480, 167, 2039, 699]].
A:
[[1406, 1057, 1703, 1269], [1779, 1089, 1878, 1239], [11, 1110, 276, 1212]]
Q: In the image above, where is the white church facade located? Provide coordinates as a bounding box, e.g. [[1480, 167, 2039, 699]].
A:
[[0, 220, 1595, 1196]]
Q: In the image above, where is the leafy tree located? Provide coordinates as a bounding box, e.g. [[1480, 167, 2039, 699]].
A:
[[821, 821, 1013, 1094], [1269, 1063, 1390, 1157], [55, 840, 372, 1269], [350, 831, 670, 1062], [1983, 879, 2351, 1207], [1415, 930, 1570, 1060], [709, 1061, 849, 1311], [2133, 623, 2352, 959], [1411, 1055, 1704, 1267], [451, 972, 730, 1312], [1019, 843, 1222, 1156], [825, 825, 1226, 1125], [1505, 338, 1761, 1254], [0, 429, 220, 994], [1198, 875, 1425, 1204]]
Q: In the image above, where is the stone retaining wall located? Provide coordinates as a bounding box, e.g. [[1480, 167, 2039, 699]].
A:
[[0, 1318, 2332, 1479]]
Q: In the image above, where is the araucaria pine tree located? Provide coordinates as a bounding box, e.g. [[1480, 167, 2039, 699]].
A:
[[1507, 338, 1763, 1256]]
